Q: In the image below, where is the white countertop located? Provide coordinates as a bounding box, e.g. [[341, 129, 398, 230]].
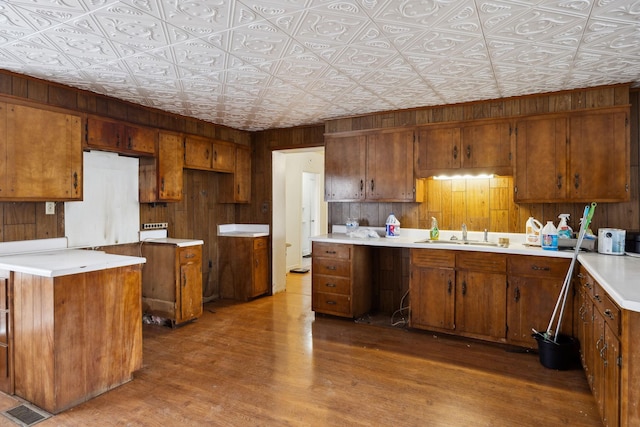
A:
[[0, 249, 146, 278], [312, 228, 639, 312], [218, 223, 269, 238], [141, 238, 204, 247]]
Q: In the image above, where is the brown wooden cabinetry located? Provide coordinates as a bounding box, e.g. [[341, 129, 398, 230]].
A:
[[515, 106, 629, 203], [139, 131, 184, 202], [219, 144, 251, 203], [415, 119, 512, 177], [312, 242, 372, 318], [12, 265, 143, 414], [0, 102, 82, 201], [576, 266, 621, 427], [325, 130, 421, 202], [506, 255, 572, 347], [141, 243, 203, 325], [0, 277, 11, 395], [410, 249, 506, 342], [184, 135, 235, 173], [219, 236, 269, 300], [85, 116, 156, 156]]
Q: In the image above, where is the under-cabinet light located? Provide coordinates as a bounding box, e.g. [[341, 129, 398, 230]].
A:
[[433, 174, 495, 180]]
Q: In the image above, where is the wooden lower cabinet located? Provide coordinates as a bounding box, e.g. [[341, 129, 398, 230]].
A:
[[141, 243, 203, 325], [0, 277, 11, 395], [219, 236, 270, 301], [506, 255, 572, 347], [409, 249, 506, 342], [11, 265, 143, 414], [312, 242, 372, 318], [576, 266, 622, 427]]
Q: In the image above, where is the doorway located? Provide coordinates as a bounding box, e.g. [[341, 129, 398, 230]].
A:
[[272, 148, 327, 294]]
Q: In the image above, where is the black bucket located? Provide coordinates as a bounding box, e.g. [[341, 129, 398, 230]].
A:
[[533, 334, 579, 370]]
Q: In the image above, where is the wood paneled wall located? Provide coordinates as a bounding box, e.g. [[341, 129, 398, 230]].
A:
[[324, 85, 640, 233]]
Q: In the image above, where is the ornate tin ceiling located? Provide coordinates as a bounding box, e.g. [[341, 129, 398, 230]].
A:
[[1, 0, 639, 131]]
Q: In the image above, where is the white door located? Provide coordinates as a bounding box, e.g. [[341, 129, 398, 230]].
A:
[[301, 172, 319, 256]]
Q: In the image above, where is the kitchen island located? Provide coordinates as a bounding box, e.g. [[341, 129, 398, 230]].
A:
[[312, 227, 640, 427], [0, 247, 146, 414]]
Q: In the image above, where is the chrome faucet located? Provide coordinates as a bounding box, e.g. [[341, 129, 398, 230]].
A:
[[483, 229, 488, 242], [462, 223, 467, 241]]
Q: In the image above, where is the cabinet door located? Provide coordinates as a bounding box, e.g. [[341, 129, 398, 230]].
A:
[[324, 135, 366, 201], [366, 130, 414, 201], [219, 144, 251, 203], [184, 136, 212, 170], [140, 131, 183, 202], [461, 120, 512, 174], [455, 270, 506, 339], [252, 238, 269, 298], [179, 260, 202, 323], [569, 109, 629, 202], [211, 140, 235, 173], [85, 117, 123, 151], [5, 104, 82, 200], [603, 323, 620, 427], [124, 125, 156, 155], [514, 115, 567, 202], [415, 125, 460, 176], [410, 265, 455, 330]]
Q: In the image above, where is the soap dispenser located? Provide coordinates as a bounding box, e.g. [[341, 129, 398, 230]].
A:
[[430, 217, 439, 240]]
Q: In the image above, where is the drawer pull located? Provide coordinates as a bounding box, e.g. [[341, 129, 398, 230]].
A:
[[514, 286, 520, 302], [326, 266, 337, 271], [604, 309, 615, 320], [594, 294, 602, 303], [326, 300, 337, 305], [184, 253, 195, 259], [325, 283, 336, 288], [531, 265, 550, 271], [325, 250, 337, 255]]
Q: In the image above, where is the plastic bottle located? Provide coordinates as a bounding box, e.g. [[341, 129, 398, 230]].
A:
[[385, 213, 400, 238], [525, 217, 543, 246], [557, 214, 572, 239], [541, 221, 558, 251], [430, 217, 439, 240]]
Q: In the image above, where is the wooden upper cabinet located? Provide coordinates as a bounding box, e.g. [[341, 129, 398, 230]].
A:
[[1, 102, 82, 201], [184, 135, 235, 173], [219, 144, 251, 203], [366, 130, 417, 201], [514, 115, 567, 202], [325, 130, 421, 202], [325, 134, 367, 201], [85, 116, 156, 156], [568, 108, 629, 202], [139, 131, 183, 202], [415, 119, 512, 177], [515, 106, 629, 203]]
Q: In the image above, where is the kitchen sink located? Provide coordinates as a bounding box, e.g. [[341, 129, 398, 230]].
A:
[[414, 239, 499, 247]]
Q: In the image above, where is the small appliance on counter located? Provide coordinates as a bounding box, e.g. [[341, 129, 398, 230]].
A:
[[598, 228, 626, 255], [625, 231, 640, 256]]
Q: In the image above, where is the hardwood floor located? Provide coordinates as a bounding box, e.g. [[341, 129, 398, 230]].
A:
[[0, 269, 601, 426]]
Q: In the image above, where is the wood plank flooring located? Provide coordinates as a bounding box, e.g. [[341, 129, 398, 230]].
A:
[[0, 270, 601, 426]]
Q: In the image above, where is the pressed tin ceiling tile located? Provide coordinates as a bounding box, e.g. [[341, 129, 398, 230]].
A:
[[0, 0, 639, 131]]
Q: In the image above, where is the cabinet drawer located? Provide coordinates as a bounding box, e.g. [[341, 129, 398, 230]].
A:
[[313, 292, 351, 316], [411, 249, 455, 268], [178, 247, 201, 264], [507, 255, 570, 278], [312, 275, 351, 295], [457, 252, 506, 273], [593, 283, 621, 336], [313, 242, 351, 260], [312, 258, 350, 277], [577, 266, 595, 295], [254, 237, 268, 250]]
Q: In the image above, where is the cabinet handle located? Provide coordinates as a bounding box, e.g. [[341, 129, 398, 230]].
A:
[[574, 173, 580, 189], [596, 335, 603, 352], [73, 172, 79, 190], [577, 273, 584, 279], [205, 149, 210, 159], [600, 343, 608, 364], [184, 253, 195, 259], [161, 177, 165, 192], [447, 279, 452, 295], [579, 304, 585, 321], [531, 265, 550, 271], [604, 309, 614, 320], [325, 282, 336, 288], [214, 150, 218, 161], [453, 145, 458, 159], [255, 259, 259, 268], [462, 281, 467, 296], [514, 286, 520, 302], [360, 179, 363, 192], [594, 294, 602, 303], [466, 145, 471, 159], [325, 250, 337, 254], [370, 179, 374, 192], [326, 300, 337, 305], [557, 175, 562, 189], [128, 136, 132, 149], [237, 184, 240, 195], [116, 132, 121, 147], [326, 266, 337, 271]]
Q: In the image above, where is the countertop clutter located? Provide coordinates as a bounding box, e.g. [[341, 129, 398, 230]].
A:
[[311, 227, 640, 312]]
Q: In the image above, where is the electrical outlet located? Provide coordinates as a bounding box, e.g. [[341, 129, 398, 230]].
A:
[[142, 222, 168, 230], [45, 202, 55, 215]]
